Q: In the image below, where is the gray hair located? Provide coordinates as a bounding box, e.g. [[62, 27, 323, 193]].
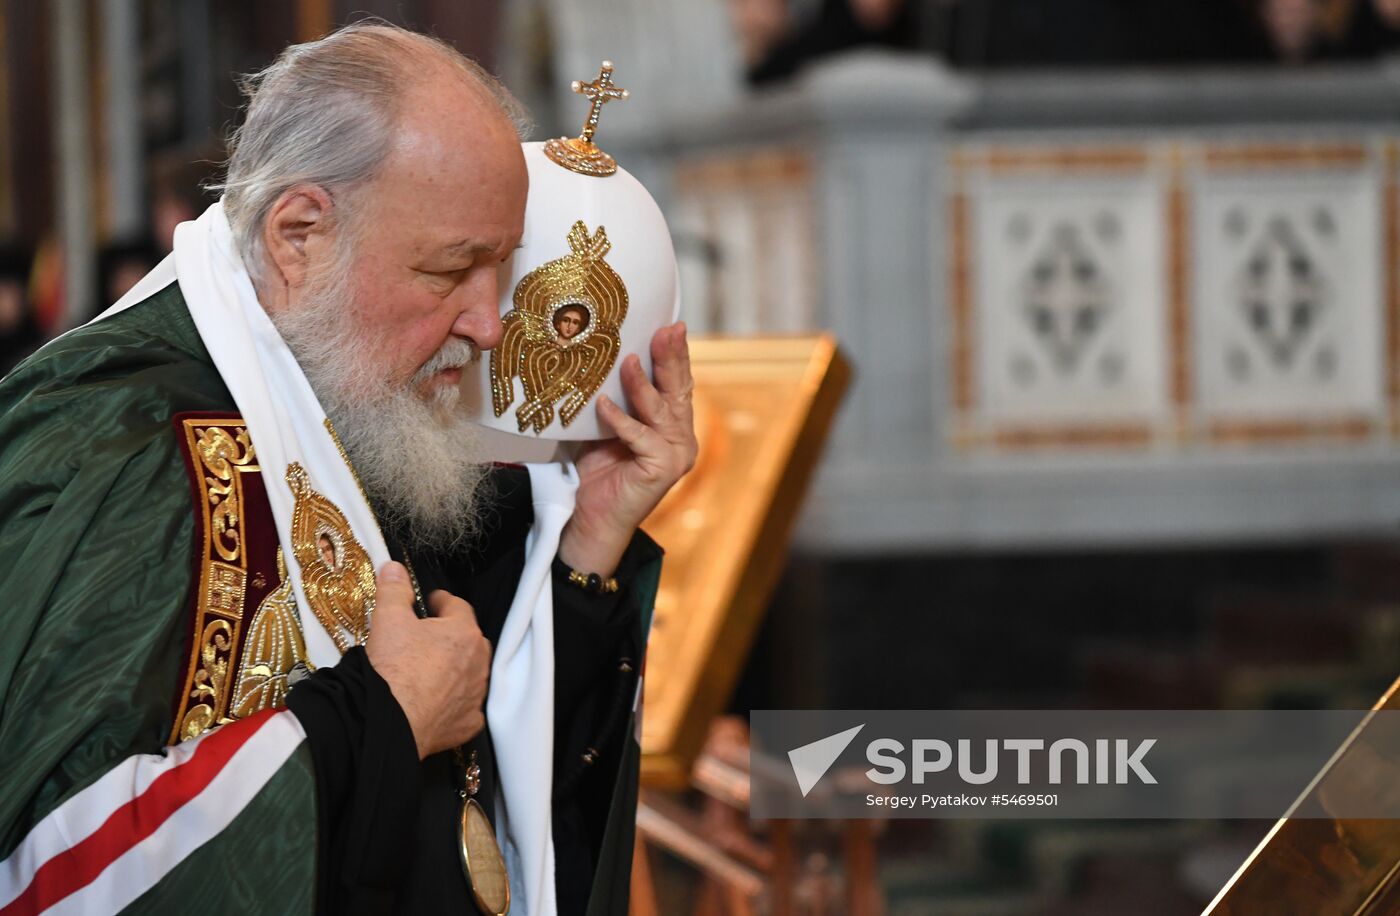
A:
[[218, 20, 531, 282]]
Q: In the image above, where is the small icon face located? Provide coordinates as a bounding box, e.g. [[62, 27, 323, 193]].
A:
[[553, 303, 590, 346], [317, 533, 337, 569]]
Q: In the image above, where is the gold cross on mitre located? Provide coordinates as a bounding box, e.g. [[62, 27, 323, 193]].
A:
[[544, 60, 630, 177], [573, 60, 629, 143]]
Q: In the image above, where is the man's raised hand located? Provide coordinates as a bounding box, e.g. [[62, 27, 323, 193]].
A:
[[562, 321, 698, 576], [366, 562, 492, 759]]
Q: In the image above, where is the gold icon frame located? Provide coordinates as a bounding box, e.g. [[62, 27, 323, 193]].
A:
[[638, 334, 851, 787]]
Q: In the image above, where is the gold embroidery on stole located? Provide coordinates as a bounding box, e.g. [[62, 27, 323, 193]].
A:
[[232, 548, 312, 717], [172, 420, 258, 743], [286, 462, 375, 651]]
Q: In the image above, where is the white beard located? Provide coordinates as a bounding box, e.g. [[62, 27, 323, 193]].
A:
[[268, 261, 492, 553]]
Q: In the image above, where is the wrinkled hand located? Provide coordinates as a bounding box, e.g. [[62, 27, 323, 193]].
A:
[[366, 562, 492, 759], [561, 322, 697, 576]]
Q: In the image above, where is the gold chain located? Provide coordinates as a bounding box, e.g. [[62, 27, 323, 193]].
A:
[[322, 418, 372, 508], [402, 554, 427, 616]]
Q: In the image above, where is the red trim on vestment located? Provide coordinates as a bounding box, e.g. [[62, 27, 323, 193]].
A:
[[0, 711, 277, 916]]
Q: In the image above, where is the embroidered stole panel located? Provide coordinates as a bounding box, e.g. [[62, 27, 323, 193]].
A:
[[169, 414, 309, 743]]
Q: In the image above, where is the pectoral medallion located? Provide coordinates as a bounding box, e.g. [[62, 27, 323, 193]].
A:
[[458, 750, 510, 915]]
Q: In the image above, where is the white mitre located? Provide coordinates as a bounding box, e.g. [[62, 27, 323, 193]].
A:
[[462, 62, 679, 448]]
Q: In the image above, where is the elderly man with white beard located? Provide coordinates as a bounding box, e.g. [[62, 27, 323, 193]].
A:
[[0, 21, 693, 916]]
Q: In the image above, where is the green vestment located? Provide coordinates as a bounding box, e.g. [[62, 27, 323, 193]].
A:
[[0, 284, 656, 914]]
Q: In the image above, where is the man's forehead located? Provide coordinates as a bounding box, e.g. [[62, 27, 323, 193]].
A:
[[373, 79, 528, 249], [426, 232, 521, 261]]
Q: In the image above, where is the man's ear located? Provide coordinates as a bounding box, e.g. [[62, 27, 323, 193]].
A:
[[262, 185, 335, 290]]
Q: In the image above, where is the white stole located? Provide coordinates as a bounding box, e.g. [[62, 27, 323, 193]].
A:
[[96, 201, 564, 914]]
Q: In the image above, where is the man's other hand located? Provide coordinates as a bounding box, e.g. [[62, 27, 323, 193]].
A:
[[562, 321, 698, 577], [367, 562, 492, 759]]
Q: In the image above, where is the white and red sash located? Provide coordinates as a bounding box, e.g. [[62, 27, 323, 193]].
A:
[[0, 711, 304, 916]]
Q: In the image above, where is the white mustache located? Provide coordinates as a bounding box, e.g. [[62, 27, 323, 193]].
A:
[[412, 337, 479, 386]]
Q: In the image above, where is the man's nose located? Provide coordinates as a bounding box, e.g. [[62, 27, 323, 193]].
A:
[[451, 267, 503, 350]]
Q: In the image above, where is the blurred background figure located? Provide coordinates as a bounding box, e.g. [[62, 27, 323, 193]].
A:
[[726, 0, 1400, 74], [1251, 0, 1400, 61], [737, 0, 916, 83], [96, 237, 159, 317], [0, 246, 38, 377]]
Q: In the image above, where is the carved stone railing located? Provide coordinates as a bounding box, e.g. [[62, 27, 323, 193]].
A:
[[608, 54, 1400, 551]]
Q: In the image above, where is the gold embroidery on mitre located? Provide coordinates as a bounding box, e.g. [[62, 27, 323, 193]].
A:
[[490, 221, 628, 433], [286, 462, 375, 652], [232, 548, 312, 718], [172, 418, 259, 744]]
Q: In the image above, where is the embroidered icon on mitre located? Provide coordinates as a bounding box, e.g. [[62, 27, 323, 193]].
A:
[[490, 220, 628, 433]]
